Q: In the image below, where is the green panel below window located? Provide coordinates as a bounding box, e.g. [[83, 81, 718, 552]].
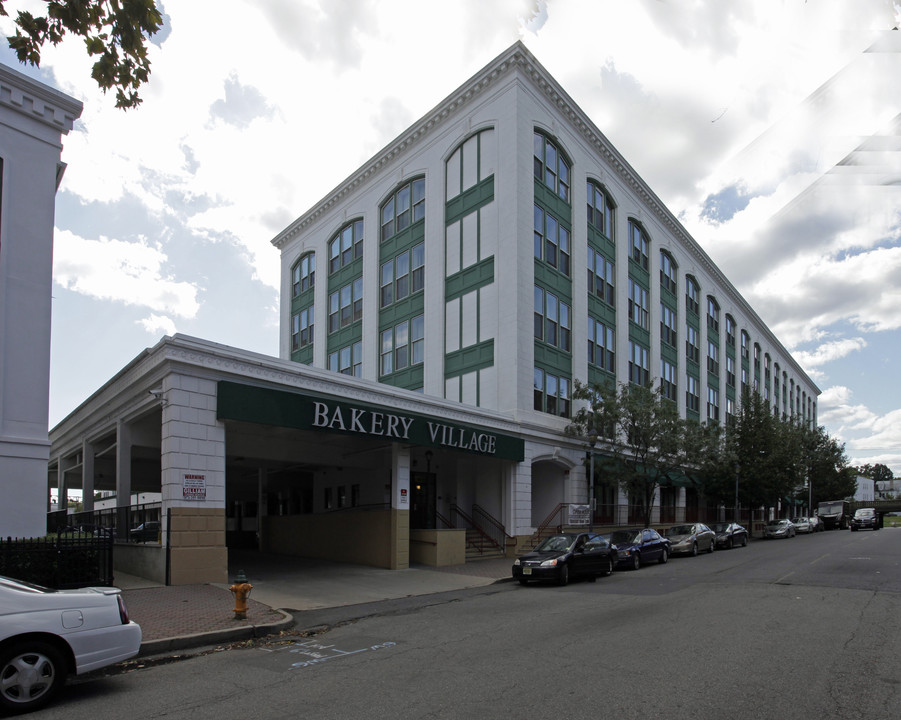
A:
[[686, 409, 701, 422], [686, 360, 700, 379], [628, 263, 650, 284], [291, 346, 314, 365], [379, 293, 425, 331], [660, 343, 678, 364], [381, 365, 424, 391], [445, 257, 495, 301], [660, 288, 677, 309], [587, 225, 615, 259], [445, 176, 495, 225], [328, 257, 363, 292], [628, 324, 650, 345], [534, 341, 571, 377], [445, 339, 494, 377], [327, 325, 362, 354], [534, 260, 572, 302], [380, 220, 425, 261], [587, 366, 616, 390], [707, 375, 720, 390], [587, 295, 616, 325], [686, 313, 700, 330], [291, 287, 314, 313], [534, 178, 572, 221]]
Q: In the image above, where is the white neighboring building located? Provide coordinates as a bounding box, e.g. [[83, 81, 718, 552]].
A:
[[854, 475, 875, 503], [0, 64, 82, 538]]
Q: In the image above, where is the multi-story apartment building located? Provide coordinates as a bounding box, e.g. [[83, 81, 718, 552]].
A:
[[48, 43, 818, 583]]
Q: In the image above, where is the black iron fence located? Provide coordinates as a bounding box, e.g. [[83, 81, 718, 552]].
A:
[[0, 531, 114, 588], [62, 502, 163, 544]]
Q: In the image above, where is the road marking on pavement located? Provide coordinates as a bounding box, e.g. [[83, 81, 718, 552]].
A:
[[809, 554, 829, 565], [281, 639, 397, 669], [775, 571, 795, 584]]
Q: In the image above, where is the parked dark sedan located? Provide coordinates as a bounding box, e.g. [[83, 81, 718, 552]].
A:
[[709, 522, 749, 549], [606, 528, 670, 570], [129, 521, 160, 543], [512, 532, 616, 586]]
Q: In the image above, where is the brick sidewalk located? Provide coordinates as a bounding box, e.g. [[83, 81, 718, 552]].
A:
[[122, 584, 287, 643]]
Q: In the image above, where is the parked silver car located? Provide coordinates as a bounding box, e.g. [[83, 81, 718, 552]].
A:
[[791, 517, 813, 533], [764, 518, 796, 539], [0, 575, 142, 713], [664, 523, 716, 555]]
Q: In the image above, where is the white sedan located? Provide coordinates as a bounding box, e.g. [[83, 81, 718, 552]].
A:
[[0, 575, 142, 713]]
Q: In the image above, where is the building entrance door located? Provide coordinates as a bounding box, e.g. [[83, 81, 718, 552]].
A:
[[411, 471, 436, 529]]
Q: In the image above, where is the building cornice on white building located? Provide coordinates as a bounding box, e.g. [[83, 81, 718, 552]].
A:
[[269, 42, 818, 395], [0, 62, 83, 135]]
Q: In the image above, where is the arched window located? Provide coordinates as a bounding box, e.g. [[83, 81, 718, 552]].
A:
[[660, 250, 677, 294], [533, 131, 571, 202], [706, 296, 720, 332], [292, 253, 315, 297], [381, 177, 425, 242], [685, 276, 700, 315], [628, 219, 649, 271], [587, 181, 615, 239], [328, 219, 364, 274]]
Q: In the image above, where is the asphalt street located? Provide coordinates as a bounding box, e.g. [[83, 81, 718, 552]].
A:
[[38, 528, 901, 720]]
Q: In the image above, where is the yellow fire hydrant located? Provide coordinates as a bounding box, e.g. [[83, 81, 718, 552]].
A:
[[229, 570, 253, 620]]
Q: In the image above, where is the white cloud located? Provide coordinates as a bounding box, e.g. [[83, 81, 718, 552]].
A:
[[53, 230, 199, 317], [139, 314, 177, 336]]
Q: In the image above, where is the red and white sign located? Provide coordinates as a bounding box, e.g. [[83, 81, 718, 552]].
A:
[[183, 473, 207, 501]]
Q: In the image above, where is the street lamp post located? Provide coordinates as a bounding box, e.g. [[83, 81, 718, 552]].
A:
[[587, 428, 598, 532]]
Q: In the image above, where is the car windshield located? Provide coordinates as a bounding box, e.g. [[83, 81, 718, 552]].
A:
[[855, 510, 874, 517], [768, 520, 785, 526], [609, 531, 641, 545], [666, 525, 693, 536], [710, 523, 729, 532], [534, 535, 575, 552]]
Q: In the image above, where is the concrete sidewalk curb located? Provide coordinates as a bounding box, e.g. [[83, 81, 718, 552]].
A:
[[138, 608, 295, 656]]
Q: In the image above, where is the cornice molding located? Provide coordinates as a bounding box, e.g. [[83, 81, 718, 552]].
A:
[[0, 63, 83, 133]]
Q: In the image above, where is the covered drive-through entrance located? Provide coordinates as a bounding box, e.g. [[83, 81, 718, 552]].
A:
[[48, 336, 552, 586]]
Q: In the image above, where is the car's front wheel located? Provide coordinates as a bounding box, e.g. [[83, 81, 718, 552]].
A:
[[603, 556, 615, 576], [741, 534, 748, 547], [726, 537, 734, 550], [691, 543, 698, 556], [631, 553, 641, 571], [557, 564, 569, 586], [659, 547, 669, 564], [707, 540, 715, 553], [0, 640, 67, 713]]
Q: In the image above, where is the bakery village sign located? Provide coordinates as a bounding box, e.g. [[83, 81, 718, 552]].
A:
[[217, 381, 525, 461]]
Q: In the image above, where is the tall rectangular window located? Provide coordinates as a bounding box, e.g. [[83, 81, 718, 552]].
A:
[[587, 247, 615, 306], [534, 286, 571, 352], [588, 317, 615, 373], [533, 367, 571, 417], [661, 359, 677, 401], [686, 325, 700, 363], [534, 205, 570, 276], [686, 375, 700, 412], [628, 341, 649, 386], [660, 304, 677, 348], [629, 221, 649, 270], [628, 279, 649, 330]]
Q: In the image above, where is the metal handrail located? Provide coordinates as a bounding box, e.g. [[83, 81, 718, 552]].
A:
[[450, 504, 499, 553], [472, 504, 513, 550]]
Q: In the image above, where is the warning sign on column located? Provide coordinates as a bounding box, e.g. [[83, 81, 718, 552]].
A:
[[183, 473, 207, 501]]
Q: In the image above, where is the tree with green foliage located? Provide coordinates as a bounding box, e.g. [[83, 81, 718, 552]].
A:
[[681, 418, 734, 507], [567, 380, 685, 528], [1, 0, 162, 109], [798, 425, 857, 505]]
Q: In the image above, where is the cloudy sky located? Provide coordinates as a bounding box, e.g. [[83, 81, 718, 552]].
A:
[[2, 0, 899, 474]]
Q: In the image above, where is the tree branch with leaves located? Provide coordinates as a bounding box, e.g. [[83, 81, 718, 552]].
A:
[[1, 0, 162, 109]]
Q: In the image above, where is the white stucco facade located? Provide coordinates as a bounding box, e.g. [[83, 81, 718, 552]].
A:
[[0, 63, 82, 539]]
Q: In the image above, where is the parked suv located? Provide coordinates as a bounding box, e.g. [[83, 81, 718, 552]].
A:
[[850, 508, 879, 531]]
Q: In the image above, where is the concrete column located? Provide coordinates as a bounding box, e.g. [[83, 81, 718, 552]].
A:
[[390, 444, 410, 569], [82, 440, 95, 512], [676, 487, 686, 522], [160, 373, 227, 584]]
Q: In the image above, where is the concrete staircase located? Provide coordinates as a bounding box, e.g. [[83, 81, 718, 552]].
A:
[[465, 528, 505, 560]]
